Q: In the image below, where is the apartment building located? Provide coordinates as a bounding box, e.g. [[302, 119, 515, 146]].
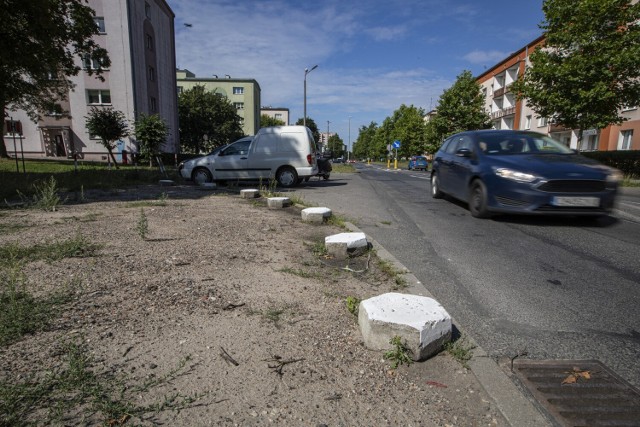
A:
[[3, 0, 179, 162], [261, 107, 290, 125], [476, 35, 640, 151], [176, 69, 261, 136]]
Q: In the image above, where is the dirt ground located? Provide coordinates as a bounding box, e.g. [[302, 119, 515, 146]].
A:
[[0, 183, 508, 426]]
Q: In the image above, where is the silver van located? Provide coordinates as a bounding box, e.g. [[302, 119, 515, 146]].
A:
[[178, 126, 318, 187]]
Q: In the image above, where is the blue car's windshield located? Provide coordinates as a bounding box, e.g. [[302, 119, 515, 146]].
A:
[[479, 133, 573, 156]]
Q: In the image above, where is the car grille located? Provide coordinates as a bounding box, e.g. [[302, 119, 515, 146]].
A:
[[536, 180, 605, 193], [495, 196, 529, 207]]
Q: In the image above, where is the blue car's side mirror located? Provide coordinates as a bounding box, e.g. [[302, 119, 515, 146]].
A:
[[456, 148, 472, 157]]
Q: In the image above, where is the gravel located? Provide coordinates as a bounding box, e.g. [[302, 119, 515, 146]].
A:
[[0, 183, 507, 426]]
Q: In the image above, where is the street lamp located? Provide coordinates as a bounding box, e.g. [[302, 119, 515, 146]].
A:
[[348, 116, 351, 161], [303, 65, 318, 128]]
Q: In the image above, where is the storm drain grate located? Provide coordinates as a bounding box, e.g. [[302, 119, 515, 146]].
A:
[[512, 360, 640, 427]]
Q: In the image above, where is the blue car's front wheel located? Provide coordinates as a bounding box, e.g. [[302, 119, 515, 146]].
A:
[[468, 179, 491, 218]]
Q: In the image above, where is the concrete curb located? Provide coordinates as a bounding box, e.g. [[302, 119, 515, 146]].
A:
[[343, 221, 553, 427]]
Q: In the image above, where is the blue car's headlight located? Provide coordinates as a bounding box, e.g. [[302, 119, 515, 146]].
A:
[[606, 168, 623, 184], [494, 168, 538, 183]]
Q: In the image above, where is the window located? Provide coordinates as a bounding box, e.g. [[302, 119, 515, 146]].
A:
[[148, 66, 155, 82], [45, 103, 63, 116], [177, 86, 183, 94], [580, 134, 599, 151], [146, 34, 154, 50], [94, 17, 106, 33], [275, 113, 282, 120], [145, 1, 151, 17], [524, 115, 532, 130], [150, 97, 157, 112], [4, 120, 23, 136], [233, 87, 244, 95], [619, 130, 633, 150], [87, 89, 111, 105], [537, 116, 548, 127], [233, 102, 244, 110], [83, 55, 106, 70]]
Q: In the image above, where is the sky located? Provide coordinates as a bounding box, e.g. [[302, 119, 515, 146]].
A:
[[166, 0, 545, 148]]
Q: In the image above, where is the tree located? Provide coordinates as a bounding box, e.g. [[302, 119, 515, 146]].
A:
[[352, 122, 378, 160], [85, 107, 128, 168], [1, 0, 110, 158], [260, 114, 285, 127], [295, 117, 321, 144], [178, 85, 244, 153], [512, 0, 640, 149], [327, 134, 345, 158], [427, 70, 492, 152], [134, 114, 168, 166], [387, 104, 427, 157]]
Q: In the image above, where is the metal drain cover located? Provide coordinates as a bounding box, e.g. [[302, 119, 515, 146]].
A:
[[512, 360, 640, 427]]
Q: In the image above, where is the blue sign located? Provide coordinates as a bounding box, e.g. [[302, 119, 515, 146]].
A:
[[392, 140, 401, 149]]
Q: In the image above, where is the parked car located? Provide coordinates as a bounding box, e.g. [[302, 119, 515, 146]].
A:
[[408, 155, 428, 171], [178, 126, 318, 187], [430, 129, 621, 218]]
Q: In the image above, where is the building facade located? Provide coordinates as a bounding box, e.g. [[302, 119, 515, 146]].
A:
[[3, 0, 179, 162], [476, 35, 640, 151], [260, 107, 290, 126], [176, 69, 261, 136]]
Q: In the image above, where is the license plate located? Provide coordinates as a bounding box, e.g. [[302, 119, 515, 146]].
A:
[[552, 196, 600, 207]]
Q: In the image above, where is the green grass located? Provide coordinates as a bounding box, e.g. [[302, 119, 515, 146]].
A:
[[0, 337, 203, 425], [0, 267, 78, 346], [383, 336, 413, 369], [330, 163, 357, 173], [0, 234, 100, 266], [444, 337, 476, 369], [0, 158, 177, 202]]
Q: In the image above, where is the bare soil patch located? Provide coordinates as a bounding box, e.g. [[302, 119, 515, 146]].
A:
[[0, 184, 507, 426]]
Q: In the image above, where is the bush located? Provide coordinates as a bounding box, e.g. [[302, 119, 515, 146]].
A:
[[582, 150, 640, 178]]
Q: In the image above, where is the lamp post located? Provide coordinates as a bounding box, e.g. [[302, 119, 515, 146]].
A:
[[326, 120, 330, 154], [348, 116, 351, 161], [303, 65, 318, 128]]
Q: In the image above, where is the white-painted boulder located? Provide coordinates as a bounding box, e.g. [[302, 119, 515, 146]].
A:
[[267, 197, 291, 208], [159, 179, 175, 186], [325, 232, 368, 258], [301, 207, 332, 223], [358, 292, 452, 361], [240, 189, 260, 199]]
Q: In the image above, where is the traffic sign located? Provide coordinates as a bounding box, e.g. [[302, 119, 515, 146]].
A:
[[392, 140, 401, 149]]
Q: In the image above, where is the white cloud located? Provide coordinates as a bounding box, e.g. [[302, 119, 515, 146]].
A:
[[462, 50, 510, 65]]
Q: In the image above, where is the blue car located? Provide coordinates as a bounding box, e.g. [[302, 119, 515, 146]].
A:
[[408, 155, 428, 171], [430, 130, 621, 218]]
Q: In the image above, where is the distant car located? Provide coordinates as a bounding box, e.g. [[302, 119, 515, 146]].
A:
[[408, 156, 428, 171], [178, 125, 319, 187], [333, 157, 345, 164], [430, 130, 621, 218]]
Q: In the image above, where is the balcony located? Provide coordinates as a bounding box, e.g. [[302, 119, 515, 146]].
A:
[[491, 106, 516, 120], [492, 83, 513, 98]]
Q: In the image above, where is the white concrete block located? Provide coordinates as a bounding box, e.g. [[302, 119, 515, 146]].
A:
[[267, 197, 291, 208], [240, 189, 260, 199], [358, 292, 452, 361], [301, 207, 332, 223], [325, 232, 368, 258], [159, 179, 175, 186]]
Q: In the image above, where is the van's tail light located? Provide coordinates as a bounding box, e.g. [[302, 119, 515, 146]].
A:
[[307, 154, 313, 165]]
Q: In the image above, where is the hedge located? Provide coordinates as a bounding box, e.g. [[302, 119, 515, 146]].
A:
[[581, 150, 640, 178]]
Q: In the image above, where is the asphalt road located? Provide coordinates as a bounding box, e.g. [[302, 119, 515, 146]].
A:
[[288, 165, 640, 388]]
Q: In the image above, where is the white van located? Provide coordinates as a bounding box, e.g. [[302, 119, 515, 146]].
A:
[[178, 126, 318, 187]]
